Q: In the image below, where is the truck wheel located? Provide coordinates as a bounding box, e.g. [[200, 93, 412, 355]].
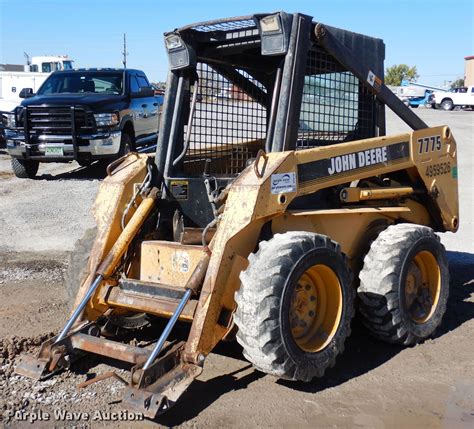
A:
[[11, 158, 39, 179], [66, 227, 150, 329], [441, 99, 454, 111], [118, 132, 133, 157], [234, 232, 354, 381], [77, 160, 92, 167], [358, 224, 449, 345]]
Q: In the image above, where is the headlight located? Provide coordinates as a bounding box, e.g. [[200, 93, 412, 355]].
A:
[[94, 112, 119, 127], [165, 34, 183, 51], [260, 15, 282, 33], [5, 113, 16, 128]]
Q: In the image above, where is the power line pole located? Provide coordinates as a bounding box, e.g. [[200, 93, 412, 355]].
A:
[[122, 33, 128, 68]]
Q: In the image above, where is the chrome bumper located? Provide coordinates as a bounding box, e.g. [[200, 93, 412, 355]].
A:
[[6, 130, 122, 158]]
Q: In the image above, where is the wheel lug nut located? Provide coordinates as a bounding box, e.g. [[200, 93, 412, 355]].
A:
[[310, 295, 316, 301], [309, 310, 315, 317]]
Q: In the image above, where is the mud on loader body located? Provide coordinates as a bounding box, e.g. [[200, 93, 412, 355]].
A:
[[16, 12, 458, 417]]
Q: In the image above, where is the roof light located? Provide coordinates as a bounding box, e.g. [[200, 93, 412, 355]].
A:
[[257, 12, 293, 56], [163, 32, 195, 70], [260, 15, 281, 33], [165, 34, 183, 51]]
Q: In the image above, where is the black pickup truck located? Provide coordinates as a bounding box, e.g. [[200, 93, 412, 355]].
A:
[[3, 68, 163, 178]]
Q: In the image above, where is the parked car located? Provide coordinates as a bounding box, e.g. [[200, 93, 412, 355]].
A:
[[4, 68, 163, 178], [430, 86, 474, 111]]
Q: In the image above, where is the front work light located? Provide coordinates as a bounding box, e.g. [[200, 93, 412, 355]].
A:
[[163, 32, 195, 70], [256, 12, 293, 56], [260, 15, 282, 33], [165, 34, 183, 51]]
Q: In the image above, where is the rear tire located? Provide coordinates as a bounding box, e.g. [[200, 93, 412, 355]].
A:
[[358, 224, 449, 345], [235, 232, 354, 381], [11, 158, 39, 178]]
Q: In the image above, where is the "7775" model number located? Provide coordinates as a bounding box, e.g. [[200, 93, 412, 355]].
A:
[[417, 135, 441, 154]]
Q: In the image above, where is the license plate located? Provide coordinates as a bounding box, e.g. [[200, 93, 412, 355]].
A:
[[45, 146, 64, 156]]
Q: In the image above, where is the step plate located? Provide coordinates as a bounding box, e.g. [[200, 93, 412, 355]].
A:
[[106, 280, 197, 321]]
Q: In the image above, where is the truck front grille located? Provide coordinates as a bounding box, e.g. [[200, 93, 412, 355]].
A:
[[26, 106, 95, 135]]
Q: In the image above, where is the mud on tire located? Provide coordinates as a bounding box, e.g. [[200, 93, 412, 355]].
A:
[[234, 231, 354, 382], [358, 224, 449, 345]]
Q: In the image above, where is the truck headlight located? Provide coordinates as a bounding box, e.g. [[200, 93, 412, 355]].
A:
[[5, 113, 16, 128], [94, 112, 119, 127]]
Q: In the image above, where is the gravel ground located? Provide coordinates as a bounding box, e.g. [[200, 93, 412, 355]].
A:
[[0, 108, 473, 428]]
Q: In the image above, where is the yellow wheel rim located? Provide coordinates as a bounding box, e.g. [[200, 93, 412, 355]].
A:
[[405, 250, 441, 323], [289, 264, 343, 352]]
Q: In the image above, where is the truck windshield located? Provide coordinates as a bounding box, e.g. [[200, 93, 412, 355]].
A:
[[37, 72, 123, 95]]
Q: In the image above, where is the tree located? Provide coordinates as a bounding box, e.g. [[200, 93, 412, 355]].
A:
[[450, 78, 465, 89], [385, 64, 419, 86]]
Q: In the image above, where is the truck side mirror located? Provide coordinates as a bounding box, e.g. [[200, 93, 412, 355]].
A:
[[19, 88, 34, 99], [130, 86, 154, 98]]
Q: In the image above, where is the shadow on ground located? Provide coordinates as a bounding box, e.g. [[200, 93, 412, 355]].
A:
[[36, 161, 107, 181], [157, 250, 474, 425]]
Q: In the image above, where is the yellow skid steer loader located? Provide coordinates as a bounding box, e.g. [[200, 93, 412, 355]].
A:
[[16, 12, 458, 418]]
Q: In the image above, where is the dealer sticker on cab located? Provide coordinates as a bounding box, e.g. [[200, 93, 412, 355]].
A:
[[271, 172, 297, 194]]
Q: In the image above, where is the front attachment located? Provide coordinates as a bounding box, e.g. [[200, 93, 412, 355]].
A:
[[123, 342, 203, 418]]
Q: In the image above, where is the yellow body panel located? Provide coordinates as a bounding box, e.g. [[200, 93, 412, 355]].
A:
[[78, 127, 458, 361], [140, 241, 205, 286]]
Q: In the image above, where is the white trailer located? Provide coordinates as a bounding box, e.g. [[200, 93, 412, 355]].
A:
[[0, 55, 74, 112]]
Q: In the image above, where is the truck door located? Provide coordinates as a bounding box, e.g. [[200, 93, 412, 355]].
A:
[[128, 73, 147, 138], [136, 74, 159, 137]]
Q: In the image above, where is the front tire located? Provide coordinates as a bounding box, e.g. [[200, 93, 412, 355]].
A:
[[66, 227, 150, 329], [441, 99, 454, 111], [11, 158, 39, 178], [358, 224, 449, 345], [235, 232, 354, 382], [118, 132, 133, 157]]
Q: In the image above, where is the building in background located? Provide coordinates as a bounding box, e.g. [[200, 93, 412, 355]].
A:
[[465, 56, 474, 86]]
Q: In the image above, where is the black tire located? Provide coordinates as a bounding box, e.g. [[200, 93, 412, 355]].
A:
[[234, 232, 354, 381], [440, 99, 454, 111], [65, 227, 149, 329], [77, 159, 92, 167], [358, 224, 449, 346], [11, 158, 39, 179], [65, 227, 98, 306], [118, 132, 133, 157], [411, 104, 419, 108]]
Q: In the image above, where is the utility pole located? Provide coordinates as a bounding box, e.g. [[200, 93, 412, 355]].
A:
[[122, 33, 128, 68]]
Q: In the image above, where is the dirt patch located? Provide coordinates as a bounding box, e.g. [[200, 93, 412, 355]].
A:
[[0, 109, 472, 427], [0, 251, 472, 428], [0, 171, 14, 179]]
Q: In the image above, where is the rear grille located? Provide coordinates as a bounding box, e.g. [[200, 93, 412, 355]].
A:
[[26, 106, 95, 135]]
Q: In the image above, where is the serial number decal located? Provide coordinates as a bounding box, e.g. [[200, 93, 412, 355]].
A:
[[425, 162, 451, 178], [417, 135, 441, 154], [297, 142, 410, 186]]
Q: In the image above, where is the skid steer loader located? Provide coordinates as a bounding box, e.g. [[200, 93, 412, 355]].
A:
[[16, 12, 458, 417]]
